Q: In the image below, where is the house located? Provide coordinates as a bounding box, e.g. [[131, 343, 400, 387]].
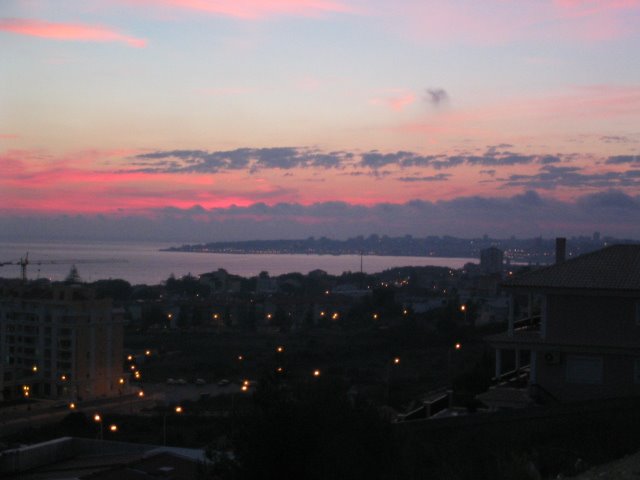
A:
[[478, 244, 640, 409]]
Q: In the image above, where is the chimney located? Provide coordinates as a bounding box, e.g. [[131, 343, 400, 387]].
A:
[[555, 237, 566, 264]]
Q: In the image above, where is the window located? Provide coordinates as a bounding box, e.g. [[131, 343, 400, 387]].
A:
[[566, 355, 603, 384]]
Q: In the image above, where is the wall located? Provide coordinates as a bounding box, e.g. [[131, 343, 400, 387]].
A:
[[546, 294, 640, 347]]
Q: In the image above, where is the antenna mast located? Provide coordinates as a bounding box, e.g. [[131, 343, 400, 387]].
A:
[[20, 253, 29, 282]]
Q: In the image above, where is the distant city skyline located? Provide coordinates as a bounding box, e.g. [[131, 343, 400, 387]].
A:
[[1, 1, 639, 241]]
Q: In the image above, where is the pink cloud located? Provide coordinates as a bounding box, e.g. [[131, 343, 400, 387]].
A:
[[549, 0, 640, 40], [123, 0, 353, 19], [473, 85, 640, 123], [296, 76, 324, 92], [0, 148, 299, 213], [554, 0, 640, 15], [197, 87, 254, 96], [388, 0, 639, 44], [0, 18, 147, 47], [370, 90, 416, 112]]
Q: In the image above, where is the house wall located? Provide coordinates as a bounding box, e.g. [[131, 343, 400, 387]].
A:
[[546, 294, 640, 347], [536, 352, 640, 402]]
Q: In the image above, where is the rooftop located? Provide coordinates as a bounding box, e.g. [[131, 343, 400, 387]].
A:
[[0, 437, 210, 480], [503, 244, 640, 292]]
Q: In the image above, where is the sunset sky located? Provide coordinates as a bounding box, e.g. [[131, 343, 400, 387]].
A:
[[1, 0, 639, 241]]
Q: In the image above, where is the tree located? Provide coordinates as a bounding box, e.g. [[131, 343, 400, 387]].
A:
[[65, 265, 82, 284], [230, 377, 403, 480]]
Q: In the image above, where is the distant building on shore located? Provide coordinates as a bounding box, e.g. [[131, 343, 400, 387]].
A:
[[480, 246, 504, 276], [0, 281, 124, 401]]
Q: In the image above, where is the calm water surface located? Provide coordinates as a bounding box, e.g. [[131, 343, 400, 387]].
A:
[[0, 241, 476, 285]]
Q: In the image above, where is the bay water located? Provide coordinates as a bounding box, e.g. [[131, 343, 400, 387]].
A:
[[0, 240, 476, 285]]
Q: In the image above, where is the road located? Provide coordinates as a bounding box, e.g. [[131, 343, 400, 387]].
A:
[[0, 381, 249, 436]]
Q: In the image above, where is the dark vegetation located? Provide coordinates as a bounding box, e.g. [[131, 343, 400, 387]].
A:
[[8, 379, 640, 480]]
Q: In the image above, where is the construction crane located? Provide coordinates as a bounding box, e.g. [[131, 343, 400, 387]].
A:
[[0, 252, 127, 282]]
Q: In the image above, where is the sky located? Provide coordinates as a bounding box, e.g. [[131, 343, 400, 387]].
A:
[[1, 0, 640, 242]]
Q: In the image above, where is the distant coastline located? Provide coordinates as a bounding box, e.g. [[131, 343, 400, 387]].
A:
[[162, 234, 631, 264]]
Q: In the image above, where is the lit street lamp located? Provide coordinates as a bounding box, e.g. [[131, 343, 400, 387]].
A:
[[387, 357, 401, 403], [448, 342, 462, 392], [460, 304, 468, 324], [162, 405, 183, 445], [94, 413, 103, 440]]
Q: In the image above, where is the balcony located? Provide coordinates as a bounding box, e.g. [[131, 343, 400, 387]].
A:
[[485, 315, 544, 349], [514, 315, 541, 333]]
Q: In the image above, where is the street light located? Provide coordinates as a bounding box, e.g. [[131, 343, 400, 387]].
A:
[[276, 346, 284, 353], [447, 343, 462, 394], [109, 424, 118, 433], [387, 357, 401, 402], [313, 369, 321, 377], [94, 414, 103, 440], [163, 405, 183, 445]]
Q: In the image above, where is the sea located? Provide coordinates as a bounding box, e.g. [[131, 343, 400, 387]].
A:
[[0, 240, 477, 285]]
